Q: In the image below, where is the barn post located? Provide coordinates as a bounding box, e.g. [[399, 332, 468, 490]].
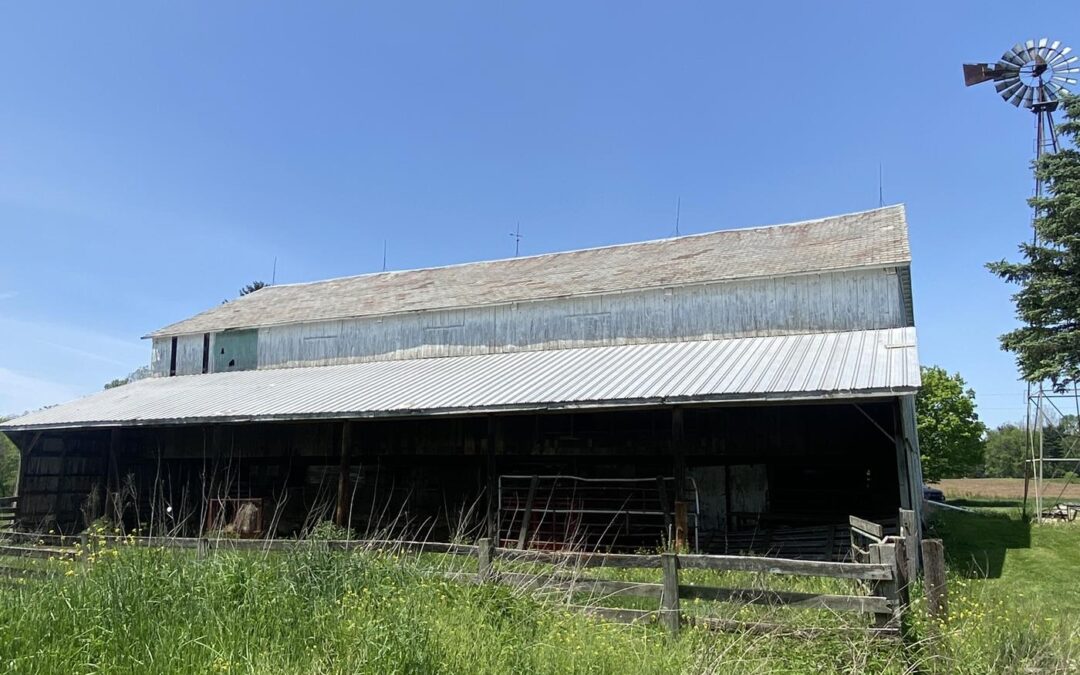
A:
[[106, 429, 120, 523], [892, 401, 912, 512], [485, 415, 501, 543], [671, 407, 689, 550], [334, 420, 353, 528]]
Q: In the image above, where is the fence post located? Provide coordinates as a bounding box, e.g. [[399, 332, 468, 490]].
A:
[[197, 537, 209, 560], [660, 553, 681, 637], [477, 537, 493, 581], [899, 508, 918, 582], [921, 538, 948, 622], [869, 541, 900, 630]]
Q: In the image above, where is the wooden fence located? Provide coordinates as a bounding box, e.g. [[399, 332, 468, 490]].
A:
[[0, 508, 939, 639]]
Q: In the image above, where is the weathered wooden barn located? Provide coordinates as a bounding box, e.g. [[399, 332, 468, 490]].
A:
[[1, 205, 923, 556]]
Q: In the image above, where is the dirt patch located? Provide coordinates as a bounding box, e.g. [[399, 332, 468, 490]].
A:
[[933, 478, 1080, 501]]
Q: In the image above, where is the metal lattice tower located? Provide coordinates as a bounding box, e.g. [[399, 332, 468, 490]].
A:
[[964, 39, 1080, 521]]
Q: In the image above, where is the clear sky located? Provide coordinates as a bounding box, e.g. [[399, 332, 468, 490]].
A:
[[1, 2, 1076, 425]]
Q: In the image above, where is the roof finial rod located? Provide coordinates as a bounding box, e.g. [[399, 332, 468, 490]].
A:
[[878, 164, 885, 207], [382, 240, 388, 272], [271, 257, 277, 285], [509, 222, 523, 257], [675, 196, 681, 237]]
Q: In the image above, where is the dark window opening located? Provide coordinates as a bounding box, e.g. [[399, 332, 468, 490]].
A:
[[228, 359, 236, 367], [169, 336, 178, 377], [202, 333, 210, 374]]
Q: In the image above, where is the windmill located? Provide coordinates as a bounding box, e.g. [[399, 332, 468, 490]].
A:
[[964, 39, 1077, 163], [964, 40, 1080, 522]]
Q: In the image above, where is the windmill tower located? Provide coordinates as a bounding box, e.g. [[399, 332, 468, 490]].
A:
[[964, 39, 1079, 521]]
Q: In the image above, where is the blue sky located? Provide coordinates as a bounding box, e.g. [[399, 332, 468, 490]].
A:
[[0, 2, 1075, 425]]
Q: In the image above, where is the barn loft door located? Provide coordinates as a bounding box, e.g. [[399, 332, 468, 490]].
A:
[[213, 330, 258, 372]]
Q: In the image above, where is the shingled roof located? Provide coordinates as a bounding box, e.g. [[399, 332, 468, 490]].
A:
[[148, 205, 909, 338]]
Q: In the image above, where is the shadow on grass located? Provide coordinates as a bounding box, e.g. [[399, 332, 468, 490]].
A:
[[929, 509, 1031, 579]]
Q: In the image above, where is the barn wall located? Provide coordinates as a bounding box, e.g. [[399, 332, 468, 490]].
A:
[[150, 267, 908, 376], [200, 267, 906, 374]]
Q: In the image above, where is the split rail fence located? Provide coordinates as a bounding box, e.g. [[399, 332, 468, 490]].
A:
[[0, 513, 922, 640]]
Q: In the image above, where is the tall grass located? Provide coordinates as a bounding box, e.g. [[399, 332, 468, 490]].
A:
[[0, 539, 913, 674], [0, 529, 1075, 673]]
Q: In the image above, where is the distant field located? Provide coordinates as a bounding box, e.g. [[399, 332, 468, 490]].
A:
[[933, 477, 1080, 501]]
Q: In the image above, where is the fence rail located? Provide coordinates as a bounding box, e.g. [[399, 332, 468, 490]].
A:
[[0, 513, 917, 639]]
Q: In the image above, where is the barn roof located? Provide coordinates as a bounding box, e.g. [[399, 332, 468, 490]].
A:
[[148, 205, 910, 338], [2, 327, 919, 431]]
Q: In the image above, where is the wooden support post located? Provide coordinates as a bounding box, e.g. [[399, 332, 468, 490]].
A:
[[106, 430, 120, 523], [477, 537, 493, 581], [898, 508, 918, 581], [656, 476, 673, 544], [485, 416, 500, 543], [335, 421, 353, 528], [671, 407, 687, 501], [516, 475, 539, 550], [869, 541, 901, 629], [674, 501, 689, 552], [892, 403, 912, 511], [660, 552, 681, 636], [921, 539, 948, 622]]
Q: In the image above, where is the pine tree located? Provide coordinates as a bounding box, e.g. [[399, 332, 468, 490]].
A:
[[989, 95, 1080, 389]]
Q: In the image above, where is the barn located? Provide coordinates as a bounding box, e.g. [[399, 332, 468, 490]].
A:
[[0, 205, 923, 557]]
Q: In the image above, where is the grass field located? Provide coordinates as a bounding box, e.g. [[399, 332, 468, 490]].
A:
[[933, 477, 1080, 502], [0, 511, 1076, 673]]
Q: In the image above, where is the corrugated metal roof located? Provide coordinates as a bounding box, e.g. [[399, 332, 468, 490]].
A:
[[148, 205, 910, 338], [1, 328, 920, 431]]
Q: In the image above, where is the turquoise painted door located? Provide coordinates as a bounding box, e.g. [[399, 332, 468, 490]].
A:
[[213, 330, 258, 372]]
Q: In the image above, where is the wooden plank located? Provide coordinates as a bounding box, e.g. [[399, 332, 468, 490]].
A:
[[689, 616, 900, 640], [921, 539, 948, 621], [516, 476, 539, 550], [848, 515, 884, 540], [679, 585, 890, 615], [494, 571, 662, 599], [0, 544, 72, 559], [677, 553, 893, 580], [569, 605, 656, 625], [660, 553, 680, 636], [492, 548, 661, 569]]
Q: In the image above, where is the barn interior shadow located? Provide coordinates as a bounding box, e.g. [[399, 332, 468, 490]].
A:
[[928, 508, 1031, 579]]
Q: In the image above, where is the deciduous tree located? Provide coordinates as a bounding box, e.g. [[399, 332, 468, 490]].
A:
[[916, 366, 986, 482]]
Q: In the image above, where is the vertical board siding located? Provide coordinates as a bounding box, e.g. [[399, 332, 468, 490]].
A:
[[174, 334, 206, 376], [148, 268, 907, 376], [252, 268, 906, 370]]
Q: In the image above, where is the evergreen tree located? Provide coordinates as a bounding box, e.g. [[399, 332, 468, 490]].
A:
[[989, 95, 1080, 389]]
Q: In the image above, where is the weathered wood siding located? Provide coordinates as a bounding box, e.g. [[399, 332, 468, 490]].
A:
[[150, 267, 909, 375]]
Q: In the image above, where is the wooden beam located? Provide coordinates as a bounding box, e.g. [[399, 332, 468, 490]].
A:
[[892, 403, 912, 510], [671, 407, 686, 501], [334, 421, 353, 528], [515, 475, 539, 550], [485, 416, 500, 542], [848, 515, 884, 540]]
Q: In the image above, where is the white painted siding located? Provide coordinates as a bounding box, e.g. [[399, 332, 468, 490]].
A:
[[245, 267, 907, 371], [151, 334, 214, 376]]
